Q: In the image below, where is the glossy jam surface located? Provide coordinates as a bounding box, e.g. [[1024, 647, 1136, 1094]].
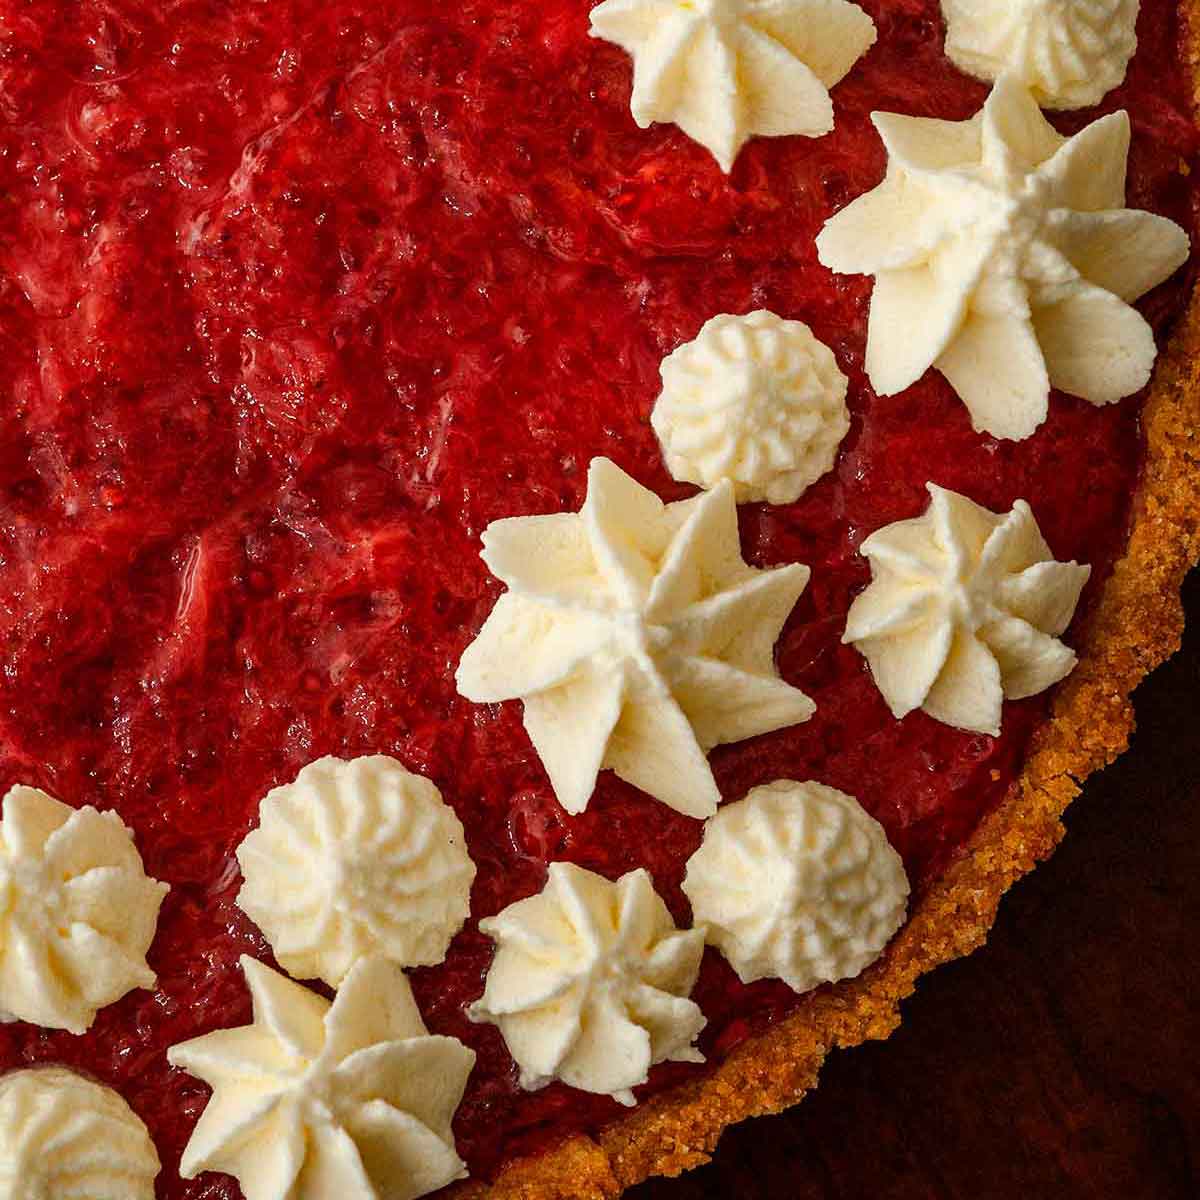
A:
[[0, 1, 1196, 1194]]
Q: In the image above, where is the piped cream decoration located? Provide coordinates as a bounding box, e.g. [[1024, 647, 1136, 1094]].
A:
[[236, 755, 475, 988], [470, 862, 706, 1104], [168, 955, 475, 1200], [843, 483, 1091, 735], [455, 457, 814, 818], [0, 1067, 160, 1198], [816, 76, 1190, 440], [651, 310, 850, 505], [0, 784, 168, 1034], [942, 0, 1139, 110], [588, 0, 877, 171], [683, 780, 908, 992]]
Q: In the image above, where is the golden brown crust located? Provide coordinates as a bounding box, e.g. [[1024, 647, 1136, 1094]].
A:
[[466, 11, 1200, 1197]]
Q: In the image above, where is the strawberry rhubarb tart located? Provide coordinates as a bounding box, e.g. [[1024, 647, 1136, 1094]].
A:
[[0, 1, 1198, 1197]]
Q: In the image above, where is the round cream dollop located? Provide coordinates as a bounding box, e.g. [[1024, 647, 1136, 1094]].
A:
[[589, 0, 877, 171], [168, 955, 476, 1200], [0, 1067, 160, 1198], [683, 781, 908, 992], [470, 862, 706, 1105], [0, 784, 168, 1034], [652, 310, 850, 505], [843, 483, 1091, 736], [236, 755, 476, 988], [455, 457, 814, 819], [816, 76, 1189, 440], [942, 0, 1138, 110]]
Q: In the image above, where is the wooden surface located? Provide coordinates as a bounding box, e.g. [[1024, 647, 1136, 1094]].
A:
[[634, 571, 1200, 1200]]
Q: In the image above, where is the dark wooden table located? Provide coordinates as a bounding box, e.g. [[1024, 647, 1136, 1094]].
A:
[[635, 572, 1200, 1200]]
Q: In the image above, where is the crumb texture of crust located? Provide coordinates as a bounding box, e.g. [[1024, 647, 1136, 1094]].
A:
[[460, 8, 1200, 1196]]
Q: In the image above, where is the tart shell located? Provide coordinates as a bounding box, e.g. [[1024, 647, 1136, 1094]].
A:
[[468, 11, 1200, 1198]]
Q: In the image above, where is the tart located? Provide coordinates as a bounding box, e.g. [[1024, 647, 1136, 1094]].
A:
[[0, 1, 1198, 1198]]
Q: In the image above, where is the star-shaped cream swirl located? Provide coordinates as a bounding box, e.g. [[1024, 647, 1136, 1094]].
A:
[[843, 483, 1091, 735], [470, 862, 706, 1104], [0, 784, 168, 1034], [816, 76, 1190, 440], [455, 457, 815, 818], [168, 956, 475, 1200], [589, 0, 877, 171]]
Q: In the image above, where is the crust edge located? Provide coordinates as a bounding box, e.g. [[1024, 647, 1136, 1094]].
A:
[[466, 13, 1200, 1197]]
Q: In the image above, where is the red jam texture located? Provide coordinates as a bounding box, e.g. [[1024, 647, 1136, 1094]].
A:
[[0, 1, 1197, 1194]]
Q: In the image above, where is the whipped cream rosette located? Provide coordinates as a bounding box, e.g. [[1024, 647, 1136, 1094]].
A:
[[0, 1068, 160, 1199], [684, 780, 909, 993], [236, 754, 475, 988], [652, 310, 850, 505], [942, 0, 1139, 109]]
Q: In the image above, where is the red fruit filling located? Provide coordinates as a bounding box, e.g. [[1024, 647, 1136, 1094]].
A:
[[0, 0, 1197, 1194]]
